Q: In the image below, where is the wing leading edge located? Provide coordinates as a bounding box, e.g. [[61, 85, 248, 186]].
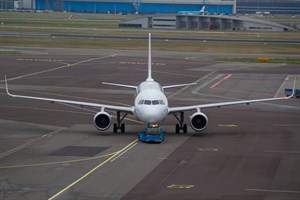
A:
[[5, 76, 134, 114], [169, 78, 296, 113]]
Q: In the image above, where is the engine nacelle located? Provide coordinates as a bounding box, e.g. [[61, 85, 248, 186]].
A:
[[93, 112, 111, 131], [190, 112, 208, 131]]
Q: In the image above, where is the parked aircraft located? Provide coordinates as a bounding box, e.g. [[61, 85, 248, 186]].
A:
[[5, 34, 295, 133], [178, 6, 207, 15]]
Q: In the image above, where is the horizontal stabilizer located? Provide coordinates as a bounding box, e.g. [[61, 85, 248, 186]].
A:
[[102, 82, 137, 89], [162, 82, 197, 89]]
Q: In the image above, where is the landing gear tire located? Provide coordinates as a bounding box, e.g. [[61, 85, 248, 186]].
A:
[[183, 124, 187, 133], [113, 111, 127, 133], [176, 124, 180, 133], [113, 124, 118, 133], [175, 123, 187, 133], [174, 112, 187, 134], [121, 123, 125, 133], [113, 123, 125, 133]]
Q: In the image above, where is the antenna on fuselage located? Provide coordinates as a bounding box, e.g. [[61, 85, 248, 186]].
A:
[[147, 33, 154, 81]]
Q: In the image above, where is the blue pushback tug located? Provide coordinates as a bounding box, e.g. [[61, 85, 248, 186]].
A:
[[138, 126, 165, 143]]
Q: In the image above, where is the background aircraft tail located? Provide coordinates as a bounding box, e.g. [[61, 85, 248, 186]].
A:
[[200, 6, 205, 13]]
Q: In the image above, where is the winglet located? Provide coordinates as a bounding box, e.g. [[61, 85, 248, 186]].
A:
[[4, 75, 14, 97], [291, 77, 297, 97], [286, 77, 297, 99]]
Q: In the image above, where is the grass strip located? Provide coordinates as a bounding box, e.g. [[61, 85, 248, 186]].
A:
[[1, 26, 300, 40], [0, 19, 118, 29], [222, 57, 300, 64], [1, 36, 300, 54]]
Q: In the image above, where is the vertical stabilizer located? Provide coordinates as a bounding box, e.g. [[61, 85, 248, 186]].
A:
[[147, 33, 154, 81], [200, 6, 205, 13]]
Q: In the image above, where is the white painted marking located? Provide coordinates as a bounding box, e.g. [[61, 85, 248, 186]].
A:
[[192, 74, 223, 95], [0, 128, 65, 159], [264, 150, 300, 154], [198, 148, 220, 152], [167, 184, 194, 189], [210, 74, 232, 89], [110, 142, 138, 162], [218, 124, 238, 128], [48, 139, 138, 200], [245, 188, 300, 194]]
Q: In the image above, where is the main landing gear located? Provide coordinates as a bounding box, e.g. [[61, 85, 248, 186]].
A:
[[113, 111, 127, 133], [173, 112, 187, 133]]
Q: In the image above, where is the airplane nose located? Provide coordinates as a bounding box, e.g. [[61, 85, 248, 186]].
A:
[[144, 107, 166, 123]]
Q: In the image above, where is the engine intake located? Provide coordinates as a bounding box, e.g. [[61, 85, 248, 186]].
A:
[[190, 112, 208, 131], [93, 112, 111, 131]]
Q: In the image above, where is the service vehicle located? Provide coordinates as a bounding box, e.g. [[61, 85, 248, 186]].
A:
[[138, 126, 165, 143]]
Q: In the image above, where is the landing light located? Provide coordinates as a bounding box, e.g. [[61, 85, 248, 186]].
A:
[[150, 124, 159, 128]]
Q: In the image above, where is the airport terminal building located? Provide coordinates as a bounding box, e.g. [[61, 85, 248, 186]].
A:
[[120, 14, 292, 31], [237, 0, 300, 15], [7, 0, 237, 15], [2, 0, 300, 15]]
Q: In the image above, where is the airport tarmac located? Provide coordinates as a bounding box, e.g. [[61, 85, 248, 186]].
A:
[[0, 47, 299, 200]]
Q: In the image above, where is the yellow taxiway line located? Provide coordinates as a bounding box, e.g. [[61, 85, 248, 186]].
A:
[[48, 139, 138, 200], [0, 152, 117, 169]]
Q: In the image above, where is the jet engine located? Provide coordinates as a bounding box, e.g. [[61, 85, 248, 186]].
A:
[[190, 112, 208, 131], [93, 112, 111, 131]]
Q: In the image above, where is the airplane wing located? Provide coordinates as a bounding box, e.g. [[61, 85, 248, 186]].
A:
[[169, 78, 296, 113], [169, 96, 292, 113], [5, 76, 134, 114]]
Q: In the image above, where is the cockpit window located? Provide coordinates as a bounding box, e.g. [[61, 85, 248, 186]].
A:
[[144, 100, 151, 105], [140, 100, 165, 105], [138, 100, 144, 105], [159, 100, 165, 105], [152, 100, 159, 105]]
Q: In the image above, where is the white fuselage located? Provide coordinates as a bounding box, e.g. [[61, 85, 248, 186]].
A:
[[134, 80, 169, 125]]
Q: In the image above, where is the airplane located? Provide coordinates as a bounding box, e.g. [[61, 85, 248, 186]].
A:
[[5, 33, 295, 134], [177, 6, 207, 15]]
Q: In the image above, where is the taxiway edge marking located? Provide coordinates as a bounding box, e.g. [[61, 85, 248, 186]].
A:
[[210, 74, 232, 89], [48, 139, 138, 200], [168, 71, 216, 99], [245, 188, 300, 194], [0, 54, 116, 83], [0, 128, 66, 159]]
